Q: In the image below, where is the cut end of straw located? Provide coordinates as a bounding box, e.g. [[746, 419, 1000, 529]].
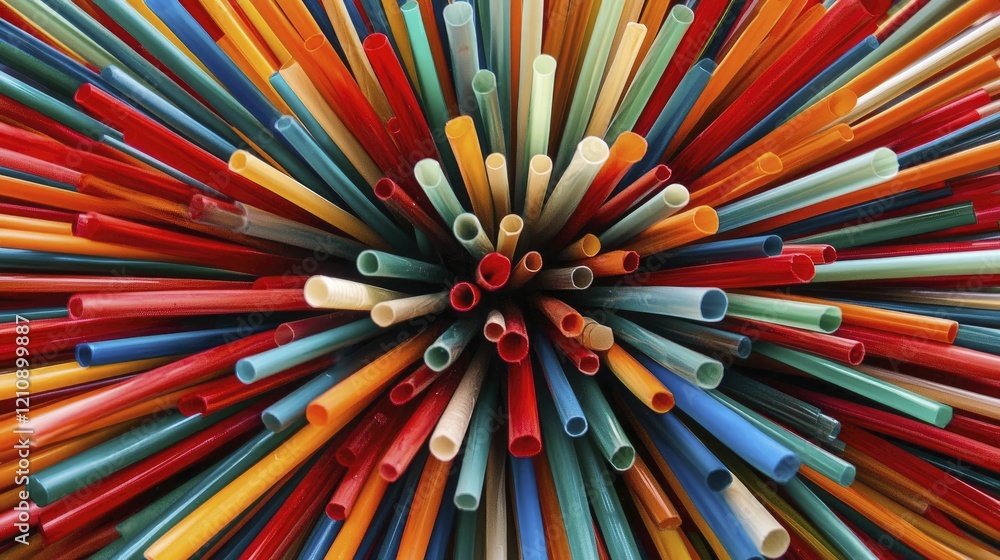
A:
[[650, 392, 675, 413], [509, 435, 542, 458], [699, 289, 729, 322], [578, 355, 600, 375], [772, 454, 802, 484], [429, 435, 460, 461], [707, 469, 734, 492], [565, 416, 588, 437], [498, 332, 529, 363], [817, 308, 843, 333], [424, 345, 452, 372]]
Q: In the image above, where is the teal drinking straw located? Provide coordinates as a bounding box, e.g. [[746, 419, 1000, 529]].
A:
[[753, 342, 952, 427], [488, 0, 511, 142], [955, 324, 1000, 354], [5, 0, 118, 69], [716, 149, 899, 232], [554, 0, 625, 174], [519, 54, 556, 211], [0, 308, 68, 322], [722, 371, 840, 442], [640, 316, 752, 359], [30, 407, 240, 506], [453, 212, 496, 257], [425, 317, 480, 371], [582, 286, 729, 321], [443, 1, 480, 115], [605, 4, 694, 140], [472, 70, 507, 155], [602, 313, 724, 388], [235, 318, 381, 382], [811, 249, 1000, 282], [539, 390, 600, 560], [725, 292, 842, 333], [415, 158, 468, 227], [357, 250, 450, 283], [709, 391, 856, 486], [454, 374, 499, 509], [575, 436, 643, 559], [0, 248, 248, 279], [0, 40, 79, 97], [401, 1, 450, 134], [793, 202, 977, 249], [782, 476, 879, 560], [111, 423, 301, 560], [569, 374, 634, 471], [114, 470, 208, 540], [0, 70, 118, 140], [598, 183, 689, 249]]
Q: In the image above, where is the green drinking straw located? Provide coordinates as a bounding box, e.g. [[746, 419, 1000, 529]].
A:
[[488, 0, 511, 143], [115, 470, 209, 541], [725, 292, 842, 333], [415, 158, 468, 227], [89, 538, 125, 560], [811, 249, 1000, 282], [753, 342, 952, 427], [402, 1, 450, 134], [0, 308, 68, 322], [0, 70, 118, 140], [782, 476, 880, 560], [708, 391, 856, 486], [357, 250, 450, 283], [454, 374, 500, 510], [716, 149, 899, 232], [540, 389, 600, 560], [605, 4, 694, 141], [443, 1, 480, 116], [452, 509, 478, 558], [0, 40, 80, 97], [553, 0, 626, 174], [602, 313, 724, 388], [472, 70, 507, 156], [569, 374, 635, 471], [453, 212, 496, 257], [793, 203, 977, 249], [598, 183, 689, 248], [30, 407, 241, 506], [425, 317, 480, 371], [518, 54, 556, 213], [575, 436, 643, 559]]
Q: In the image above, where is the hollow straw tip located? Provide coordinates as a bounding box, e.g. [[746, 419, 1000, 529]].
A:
[[498, 332, 529, 363], [699, 289, 729, 322], [509, 435, 542, 458], [424, 345, 453, 372]]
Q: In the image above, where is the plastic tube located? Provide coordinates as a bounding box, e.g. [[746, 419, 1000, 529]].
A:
[[623, 453, 680, 530], [530, 266, 594, 290], [357, 250, 449, 283], [453, 212, 495, 258], [726, 292, 842, 333], [508, 251, 543, 290], [569, 374, 633, 470], [575, 435, 643, 559], [69, 289, 308, 320], [656, 235, 783, 267], [496, 214, 523, 259], [235, 319, 379, 382], [414, 158, 466, 229], [601, 344, 674, 413], [585, 23, 646, 137], [511, 457, 547, 559], [379, 371, 462, 481], [582, 286, 728, 321], [781, 476, 879, 560], [371, 292, 450, 327], [449, 282, 481, 312], [519, 56, 556, 211], [530, 295, 585, 337], [603, 313, 723, 388], [475, 252, 511, 291], [442, 1, 479, 116], [639, 254, 816, 289], [722, 317, 863, 365], [446, 117, 495, 235], [424, 318, 479, 372], [498, 302, 530, 363], [303, 276, 407, 310], [522, 154, 551, 234], [76, 325, 258, 367], [453, 374, 498, 509], [180, 356, 333, 416], [540, 320, 599, 375], [794, 202, 977, 249], [590, 165, 672, 230], [621, 205, 720, 255], [535, 137, 610, 243], [599, 183, 689, 248], [640, 316, 751, 360], [473, 70, 506, 155], [507, 358, 542, 457], [534, 332, 587, 437], [484, 154, 511, 225]]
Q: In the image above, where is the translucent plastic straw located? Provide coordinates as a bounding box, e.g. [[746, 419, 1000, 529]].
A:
[[519, 55, 557, 212], [534, 137, 610, 243], [585, 23, 647, 137], [400, 0, 449, 132], [725, 292, 842, 333], [473, 70, 507, 155], [602, 313, 724, 388], [581, 287, 728, 321], [443, 1, 480, 116]]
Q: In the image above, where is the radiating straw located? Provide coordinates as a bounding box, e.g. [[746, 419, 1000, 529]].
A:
[[424, 318, 480, 372], [370, 292, 450, 327], [400, 0, 449, 132], [496, 214, 523, 259], [599, 183, 689, 248], [534, 332, 588, 437], [530, 266, 594, 290], [585, 23, 646, 137], [516, 0, 544, 177], [485, 153, 512, 223], [534, 137, 610, 243], [357, 250, 449, 283], [443, 1, 480, 116], [602, 313, 724, 388], [446, 117, 495, 235], [570, 374, 634, 471], [582, 287, 728, 321], [414, 158, 466, 228], [523, 154, 552, 236], [725, 292, 841, 333], [303, 276, 408, 310], [575, 435, 643, 558], [473, 70, 506, 155], [453, 212, 496, 258], [519, 55, 556, 211], [454, 374, 499, 509]]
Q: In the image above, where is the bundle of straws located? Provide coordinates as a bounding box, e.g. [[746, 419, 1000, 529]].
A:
[[3, 0, 1000, 557]]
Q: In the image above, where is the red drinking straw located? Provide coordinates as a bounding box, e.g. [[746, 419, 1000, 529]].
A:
[[0, 274, 251, 293], [177, 355, 335, 416], [719, 317, 864, 365], [786, 387, 1000, 472], [38, 402, 266, 541], [336, 397, 396, 467], [379, 370, 463, 481], [637, 254, 815, 288], [0, 96, 124, 161], [0, 146, 85, 187], [507, 358, 542, 457], [22, 330, 278, 447], [328, 409, 402, 519], [391, 352, 472, 406], [0, 202, 78, 223], [476, 252, 512, 291], [498, 302, 529, 363], [530, 296, 584, 337], [947, 413, 1000, 448], [449, 282, 482, 312], [838, 238, 1000, 260], [274, 312, 360, 345], [835, 324, 1000, 383], [781, 245, 836, 264], [68, 289, 311, 319], [588, 165, 672, 231], [875, 0, 932, 42], [541, 320, 599, 375], [375, 178, 456, 251], [73, 212, 302, 275], [253, 276, 310, 290]]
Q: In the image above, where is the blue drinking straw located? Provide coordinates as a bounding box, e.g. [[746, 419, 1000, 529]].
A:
[[634, 403, 732, 491], [654, 236, 783, 267], [954, 324, 1000, 355], [636, 353, 801, 482], [0, 248, 248, 279], [297, 516, 343, 560], [374, 451, 428, 560], [425, 466, 460, 559], [897, 110, 1000, 168], [76, 325, 266, 367], [533, 332, 588, 437], [511, 456, 547, 560], [355, 478, 405, 559]]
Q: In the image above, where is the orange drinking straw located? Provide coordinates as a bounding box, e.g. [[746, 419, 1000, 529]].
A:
[[630, 491, 693, 560], [0, 357, 174, 395], [0, 228, 180, 261], [233, 0, 291, 63], [396, 456, 452, 559], [734, 290, 959, 343], [535, 453, 573, 559], [800, 465, 967, 560], [622, 206, 719, 255], [602, 344, 674, 412], [689, 153, 783, 207], [0, 176, 160, 222], [307, 324, 445, 427], [446, 116, 495, 235], [0, 213, 72, 235], [623, 453, 681, 529], [325, 469, 391, 559], [773, 124, 853, 178]]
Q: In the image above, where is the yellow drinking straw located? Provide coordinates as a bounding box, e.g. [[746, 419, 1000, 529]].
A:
[[585, 22, 646, 137], [446, 116, 496, 236], [0, 357, 174, 395]]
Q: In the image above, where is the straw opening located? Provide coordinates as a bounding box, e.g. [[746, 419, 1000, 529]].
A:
[[700, 289, 729, 322]]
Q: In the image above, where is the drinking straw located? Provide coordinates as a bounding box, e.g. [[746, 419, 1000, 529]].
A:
[[554, 235, 600, 262], [568, 251, 638, 278], [498, 302, 530, 363], [657, 236, 784, 268], [414, 158, 467, 228], [303, 276, 408, 311], [641, 254, 816, 289], [794, 202, 977, 249], [598, 344, 673, 414], [860, 362, 1000, 422], [496, 214, 523, 259], [575, 436, 643, 559], [533, 333, 587, 437], [623, 451, 681, 530], [454, 374, 499, 509], [476, 252, 512, 291], [479, 439, 508, 560], [582, 286, 729, 322], [589, 164, 672, 230], [0, 356, 170, 396], [510, 456, 546, 559], [518, 56, 556, 211], [723, 317, 863, 365], [379, 372, 461, 481], [633, 315, 750, 361], [569, 374, 633, 470], [473, 70, 507, 156], [534, 137, 610, 243], [530, 265, 593, 290], [621, 205, 720, 255], [360, 476, 407, 559], [67, 289, 306, 320], [538, 388, 600, 560], [484, 153, 511, 223], [599, 184, 690, 249], [0, 70, 117, 141], [235, 320, 377, 384], [725, 292, 842, 333], [424, 470, 459, 560], [75, 325, 257, 367], [604, 314, 724, 389], [447, 117, 496, 235], [453, 212, 496, 258], [357, 250, 449, 283], [482, 309, 506, 343], [443, 1, 479, 116], [507, 250, 543, 290], [507, 358, 542, 457], [529, 295, 584, 337], [424, 318, 479, 372], [324, 468, 391, 558], [387, 453, 448, 557], [363, 35, 434, 159], [780, 475, 879, 560], [783, 244, 837, 264], [374, 179, 459, 252], [637, 353, 800, 482], [371, 292, 450, 328], [585, 23, 646, 137], [449, 282, 481, 312]]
